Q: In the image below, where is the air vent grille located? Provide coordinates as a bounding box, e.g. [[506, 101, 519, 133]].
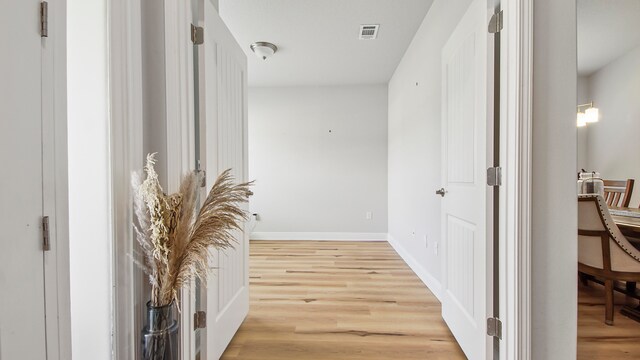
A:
[[359, 24, 379, 40]]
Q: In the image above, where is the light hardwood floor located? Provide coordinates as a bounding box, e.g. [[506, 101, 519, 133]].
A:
[[221, 240, 466, 360], [220, 240, 640, 359], [578, 282, 640, 359]]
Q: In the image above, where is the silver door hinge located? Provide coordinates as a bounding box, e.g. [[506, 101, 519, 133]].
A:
[[191, 24, 204, 45], [195, 161, 206, 188], [42, 216, 51, 251], [487, 317, 502, 339], [198, 169, 206, 187], [40, 1, 49, 37], [488, 10, 503, 34], [487, 166, 502, 187], [194, 311, 207, 330]]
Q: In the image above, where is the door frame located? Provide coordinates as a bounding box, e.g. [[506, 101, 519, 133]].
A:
[[109, 0, 145, 358], [162, 0, 198, 358], [105, 0, 535, 359], [42, 1, 72, 359], [108, 0, 196, 358], [499, 0, 533, 359]]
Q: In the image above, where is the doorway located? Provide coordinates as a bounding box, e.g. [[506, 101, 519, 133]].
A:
[[576, 0, 640, 357]]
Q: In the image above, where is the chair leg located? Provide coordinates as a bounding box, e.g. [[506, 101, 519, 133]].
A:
[[579, 272, 590, 287], [605, 279, 614, 326]]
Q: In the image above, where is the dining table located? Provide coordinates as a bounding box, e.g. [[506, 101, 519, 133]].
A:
[[611, 206, 640, 237], [609, 206, 640, 322]]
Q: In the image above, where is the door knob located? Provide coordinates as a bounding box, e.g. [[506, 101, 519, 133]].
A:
[[436, 188, 447, 197]]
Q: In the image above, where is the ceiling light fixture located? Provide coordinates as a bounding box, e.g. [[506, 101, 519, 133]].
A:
[[250, 42, 278, 60]]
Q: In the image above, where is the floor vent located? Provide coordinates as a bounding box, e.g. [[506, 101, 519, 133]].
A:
[[359, 24, 379, 40]]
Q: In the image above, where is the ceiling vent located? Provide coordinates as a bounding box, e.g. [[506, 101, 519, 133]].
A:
[[359, 24, 379, 40]]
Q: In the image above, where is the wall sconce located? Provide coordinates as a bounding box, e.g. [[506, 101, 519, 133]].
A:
[[576, 101, 599, 127]]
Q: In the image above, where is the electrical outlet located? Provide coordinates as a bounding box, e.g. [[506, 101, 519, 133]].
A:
[[424, 234, 428, 248], [434, 241, 439, 255], [366, 211, 372, 220]]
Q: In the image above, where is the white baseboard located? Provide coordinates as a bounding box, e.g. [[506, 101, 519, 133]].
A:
[[387, 234, 442, 302], [250, 232, 388, 241]]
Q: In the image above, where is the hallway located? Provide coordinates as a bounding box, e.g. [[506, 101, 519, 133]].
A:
[[221, 241, 465, 359]]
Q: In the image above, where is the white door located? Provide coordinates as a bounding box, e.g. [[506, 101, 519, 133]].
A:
[[440, 0, 489, 358], [0, 0, 47, 359], [197, 1, 249, 358]]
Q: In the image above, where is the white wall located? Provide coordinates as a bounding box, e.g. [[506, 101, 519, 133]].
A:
[[577, 76, 589, 172], [387, 0, 473, 292], [584, 46, 640, 206], [531, 0, 577, 358], [67, 0, 112, 359], [249, 85, 388, 240]]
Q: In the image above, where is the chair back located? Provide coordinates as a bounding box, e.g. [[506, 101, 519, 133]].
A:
[[578, 195, 640, 274], [603, 179, 634, 207]]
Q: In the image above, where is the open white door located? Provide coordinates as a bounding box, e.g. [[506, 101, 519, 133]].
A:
[[440, 0, 490, 358], [197, 1, 249, 358], [0, 0, 48, 358]]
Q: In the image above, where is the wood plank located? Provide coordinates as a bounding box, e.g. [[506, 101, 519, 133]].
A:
[[578, 282, 640, 359], [221, 240, 465, 359]]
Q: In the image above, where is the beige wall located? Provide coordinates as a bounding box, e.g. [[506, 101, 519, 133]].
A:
[[582, 46, 640, 206]]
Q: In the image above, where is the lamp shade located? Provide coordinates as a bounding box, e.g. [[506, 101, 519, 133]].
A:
[[585, 107, 599, 123], [250, 42, 278, 60], [577, 112, 587, 127]]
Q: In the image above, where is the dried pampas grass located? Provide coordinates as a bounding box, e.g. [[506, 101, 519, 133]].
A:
[[133, 153, 253, 307]]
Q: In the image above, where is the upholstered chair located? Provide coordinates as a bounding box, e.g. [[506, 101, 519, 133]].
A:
[[578, 194, 640, 325]]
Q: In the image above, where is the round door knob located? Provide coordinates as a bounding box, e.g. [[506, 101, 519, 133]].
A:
[[436, 188, 446, 197]]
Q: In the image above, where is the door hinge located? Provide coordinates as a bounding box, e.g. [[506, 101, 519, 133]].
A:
[[42, 216, 51, 251], [40, 1, 49, 37], [191, 24, 204, 45], [195, 161, 206, 188], [487, 166, 502, 187], [196, 169, 206, 187], [487, 317, 502, 339], [488, 10, 503, 34], [194, 311, 207, 330]]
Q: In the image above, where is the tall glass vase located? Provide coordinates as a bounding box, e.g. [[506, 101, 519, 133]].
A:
[[141, 301, 180, 360]]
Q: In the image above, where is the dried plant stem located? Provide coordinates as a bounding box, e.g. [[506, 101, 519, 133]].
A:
[[132, 153, 252, 307]]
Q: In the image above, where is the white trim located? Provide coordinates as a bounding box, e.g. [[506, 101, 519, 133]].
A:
[[501, 0, 532, 359], [43, 1, 72, 358], [250, 232, 388, 241], [163, 0, 196, 358], [109, 0, 144, 358], [386, 235, 443, 301], [164, 0, 196, 192]]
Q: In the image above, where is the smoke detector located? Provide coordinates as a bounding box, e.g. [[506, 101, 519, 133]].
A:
[[359, 24, 379, 40]]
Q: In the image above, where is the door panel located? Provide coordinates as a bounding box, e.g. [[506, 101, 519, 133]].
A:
[[0, 0, 47, 359], [198, 1, 249, 358], [440, 0, 489, 358]]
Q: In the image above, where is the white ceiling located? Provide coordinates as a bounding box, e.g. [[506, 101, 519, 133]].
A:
[[578, 0, 640, 76], [219, 0, 434, 87]]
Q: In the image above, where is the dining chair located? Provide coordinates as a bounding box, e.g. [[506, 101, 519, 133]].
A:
[[603, 179, 635, 208], [578, 194, 640, 325]]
